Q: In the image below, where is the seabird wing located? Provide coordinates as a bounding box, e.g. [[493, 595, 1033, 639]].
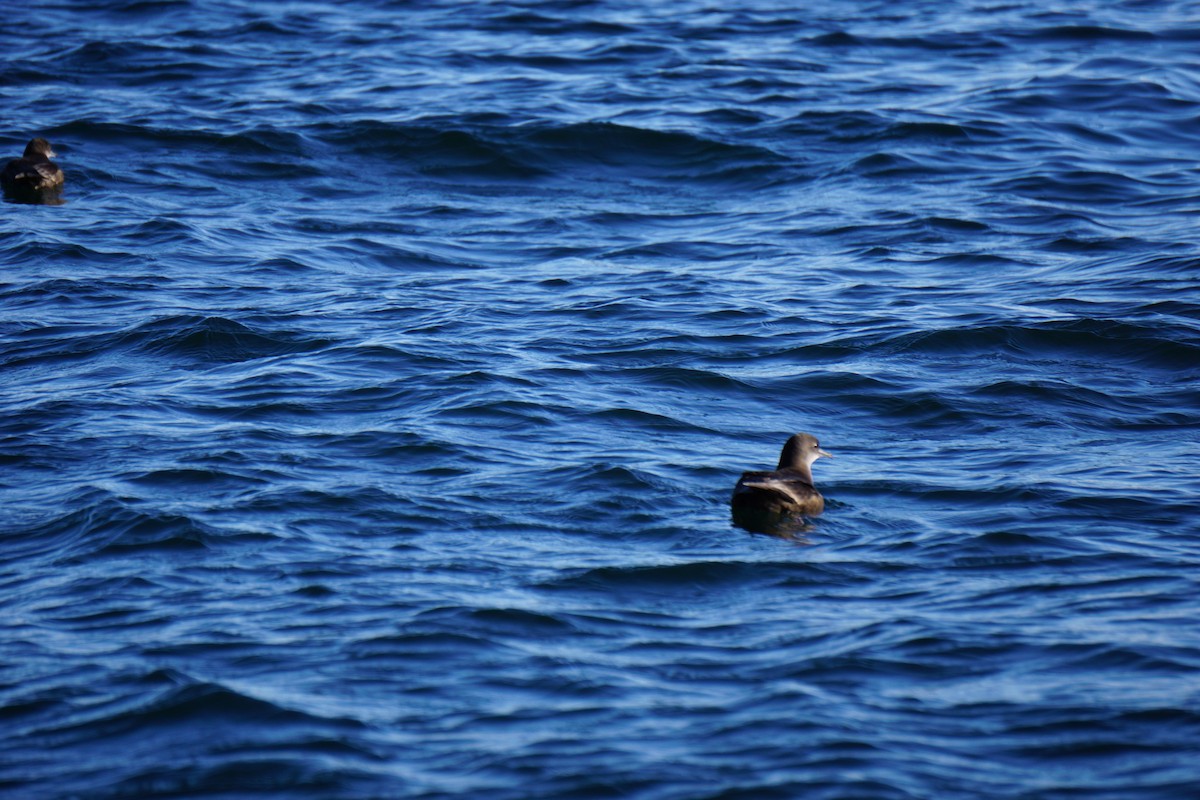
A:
[[32, 162, 59, 181], [738, 477, 811, 505], [3, 160, 40, 184], [3, 160, 62, 190]]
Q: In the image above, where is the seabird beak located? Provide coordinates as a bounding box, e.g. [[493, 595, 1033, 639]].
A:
[[817, 448, 833, 459]]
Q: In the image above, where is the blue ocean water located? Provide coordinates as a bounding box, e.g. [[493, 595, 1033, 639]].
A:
[[3, 0, 1199, 797]]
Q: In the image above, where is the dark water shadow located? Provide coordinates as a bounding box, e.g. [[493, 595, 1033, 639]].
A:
[[3, 186, 66, 205], [731, 507, 816, 543]]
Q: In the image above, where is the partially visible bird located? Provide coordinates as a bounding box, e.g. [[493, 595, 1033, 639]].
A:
[[731, 432, 832, 520], [2, 138, 65, 198]]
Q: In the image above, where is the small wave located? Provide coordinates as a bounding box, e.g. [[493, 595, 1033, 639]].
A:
[[434, 398, 559, 429], [1045, 120, 1128, 147], [124, 466, 268, 492], [53, 119, 308, 158], [475, 11, 635, 37], [849, 152, 939, 179], [968, 378, 1139, 413], [981, 74, 1186, 120], [752, 371, 974, 427], [847, 119, 1002, 144], [811, 31, 861, 47], [311, 119, 544, 180], [311, 118, 789, 185], [1, 239, 142, 269], [830, 319, 1200, 371], [345, 630, 499, 663], [518, 121, 787, 176], [1019, 25, 1156, 43], [4, 490, 224, 563], [539, 559, 858, 595], [408, 605, 579, 638], [57, 39, 228, 72], [230, 484, 428, 533], [600, 365, 751, 394], [119, 315, 331, 365], [0, 276, 149, 315], [579, 406, 716, 435], [990, 169, 1166, 206], [771, 108, 1000, 149], [812, 29, 1007, 53], [17, 668, 378, 796], [118, 672, 335, 729]]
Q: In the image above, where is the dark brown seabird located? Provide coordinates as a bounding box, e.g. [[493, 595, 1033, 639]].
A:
[[2, 138, 65, 199], [731, 432, 833, 519]]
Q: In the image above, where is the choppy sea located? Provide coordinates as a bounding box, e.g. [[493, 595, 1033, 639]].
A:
[[3, 1, 1199, 798]]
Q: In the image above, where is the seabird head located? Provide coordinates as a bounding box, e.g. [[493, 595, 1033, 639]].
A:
[[778, 432, 833, 470], [24, 138, 56, 159]]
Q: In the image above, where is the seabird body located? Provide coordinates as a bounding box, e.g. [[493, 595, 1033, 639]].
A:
[[2, 138, 64, 197], [732, 433, 832, 518]]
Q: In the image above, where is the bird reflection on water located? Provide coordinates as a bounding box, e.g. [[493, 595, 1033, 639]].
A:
[[731, 506, 817, 542]]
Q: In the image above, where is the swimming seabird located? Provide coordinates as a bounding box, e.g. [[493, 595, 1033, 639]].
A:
[[731, 432, 832, 518], [2, 138, 65, 198]]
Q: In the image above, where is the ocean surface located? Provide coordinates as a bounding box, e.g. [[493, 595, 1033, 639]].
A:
[[3, 1, 1199, 797]]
